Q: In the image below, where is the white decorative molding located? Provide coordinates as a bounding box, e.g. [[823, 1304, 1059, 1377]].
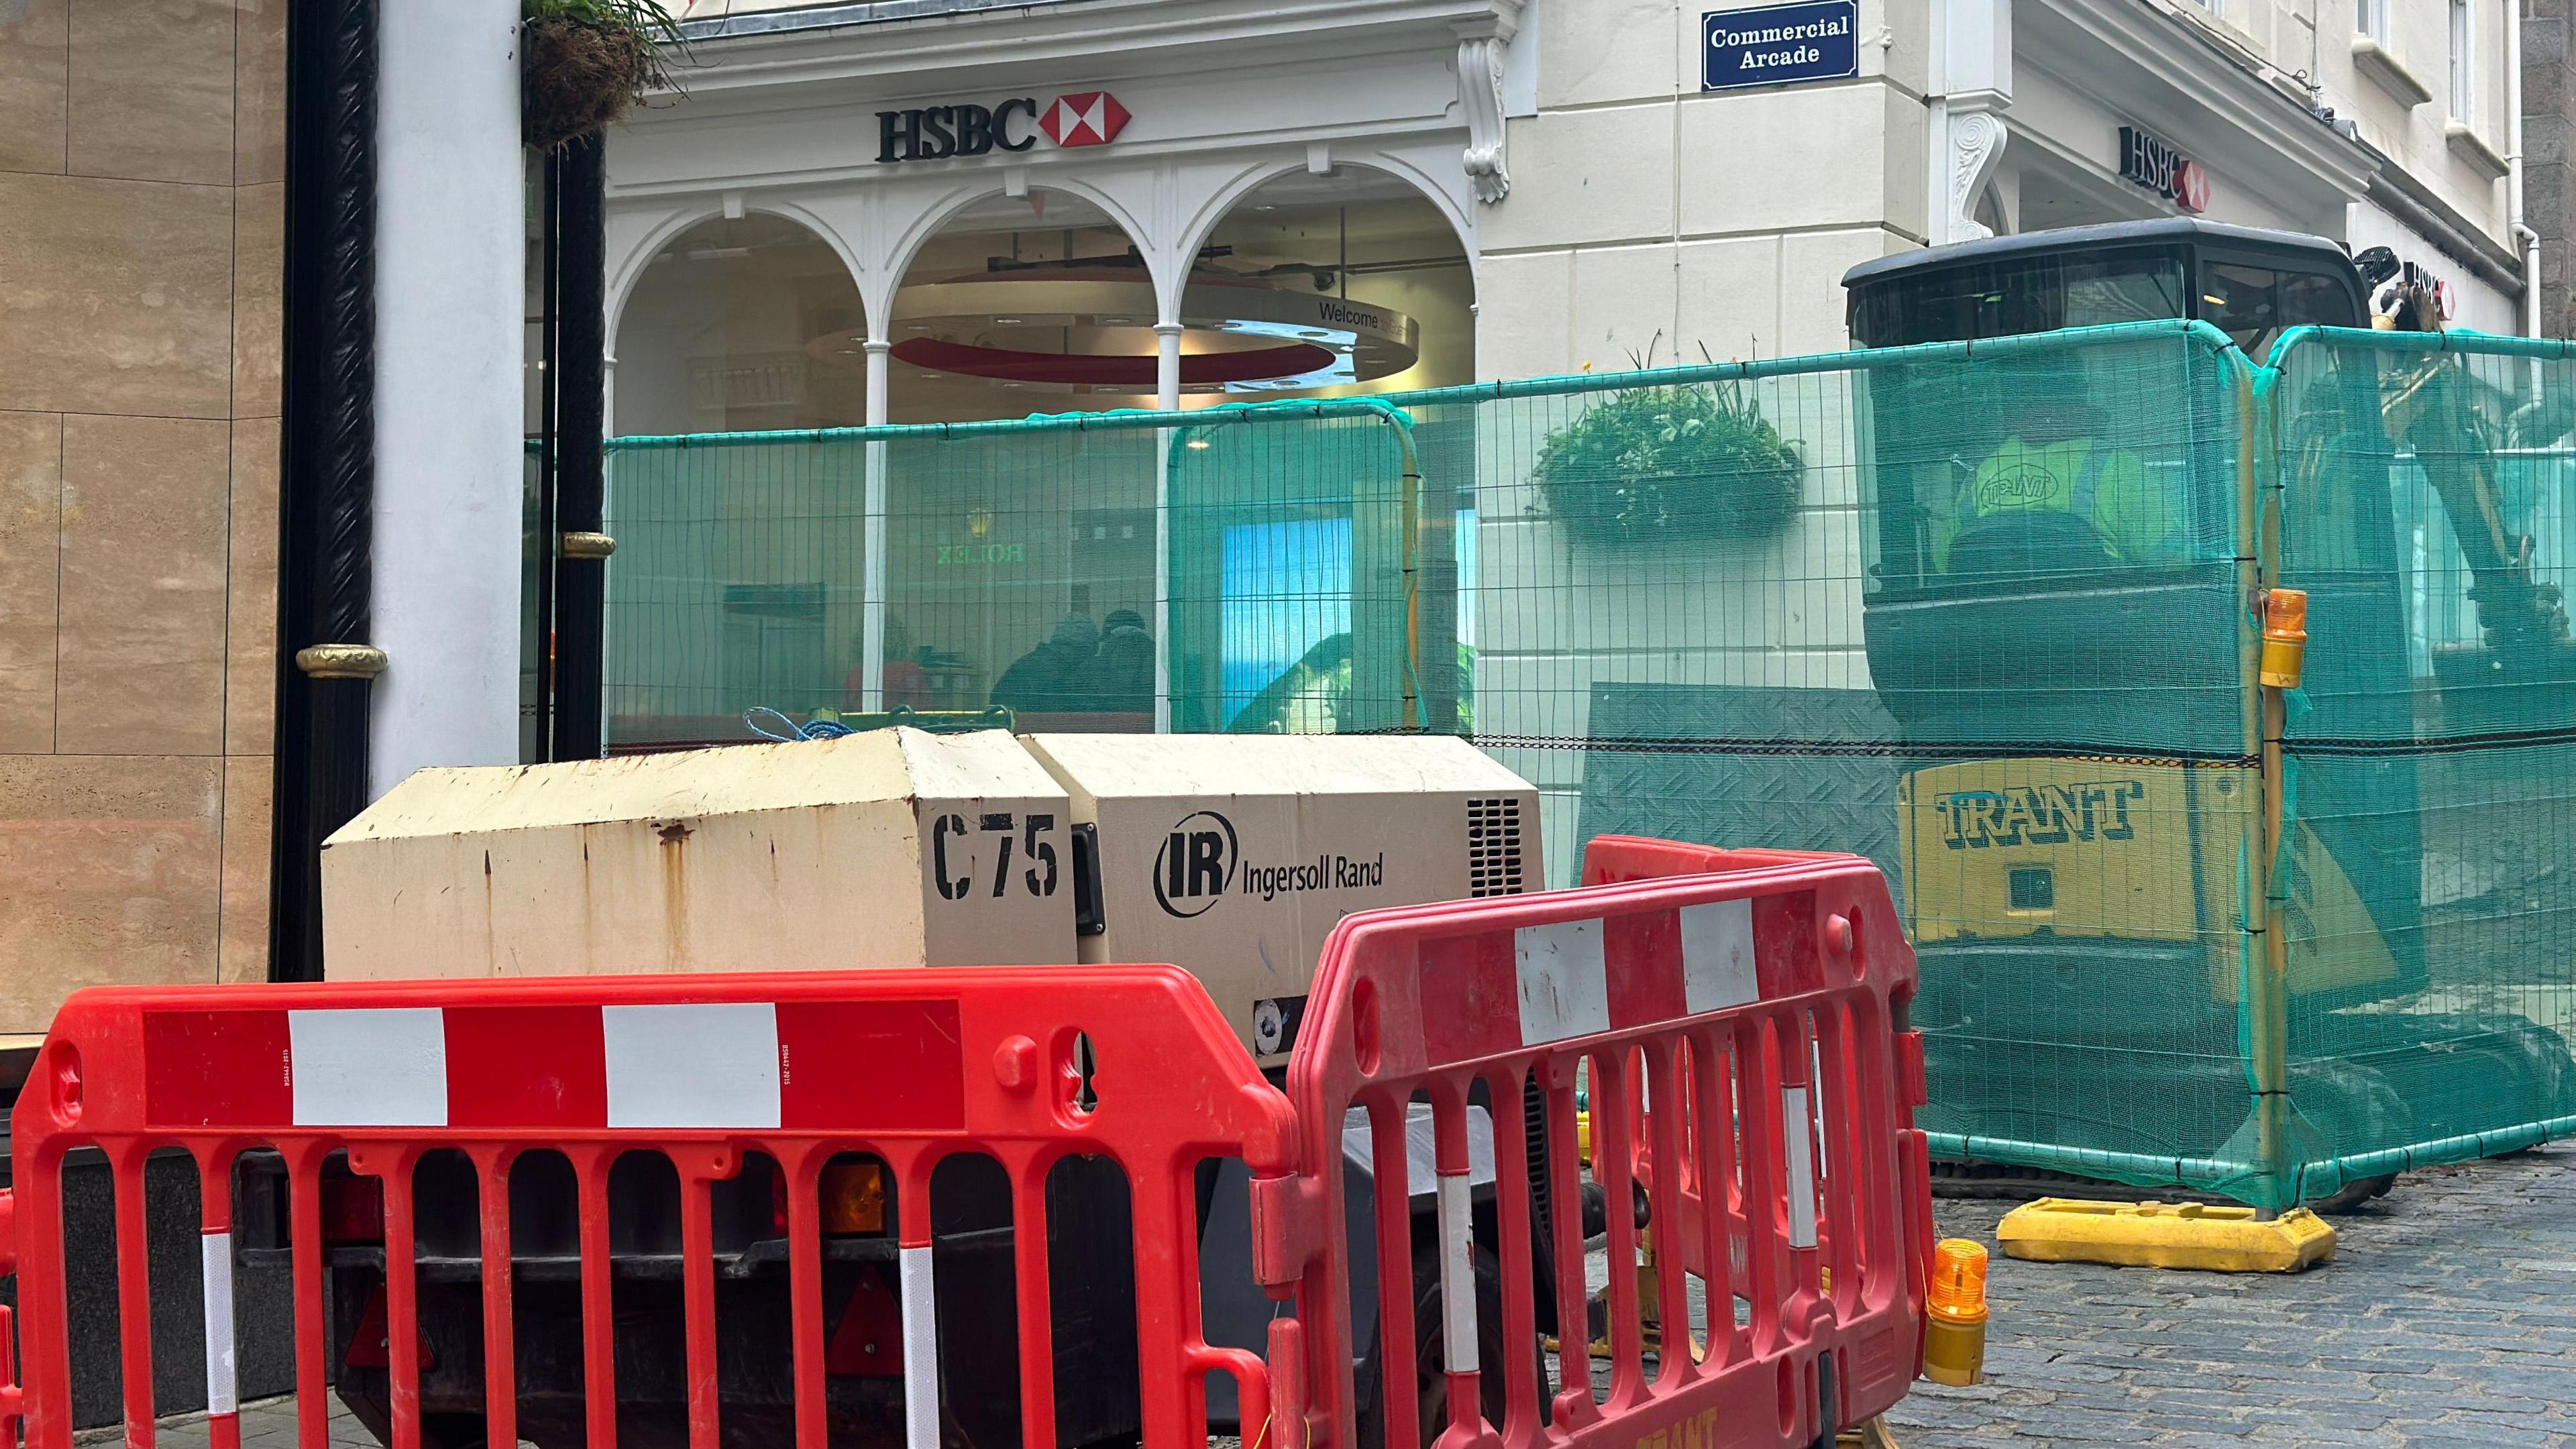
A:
[[1947, 108, 2008, 242], [2445, 119, 2510, 182], [1929, 0, 2011, 244], [2351, 35, 2433, 109], [1456, 26, 1513, 205]]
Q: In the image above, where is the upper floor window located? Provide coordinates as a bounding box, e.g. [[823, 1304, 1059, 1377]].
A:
[[2357, 0, 2387, 41], [2450, 0, 2475, 122]]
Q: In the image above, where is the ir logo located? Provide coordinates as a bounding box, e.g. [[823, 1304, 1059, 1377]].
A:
[[1152, 810, 1238, 918]]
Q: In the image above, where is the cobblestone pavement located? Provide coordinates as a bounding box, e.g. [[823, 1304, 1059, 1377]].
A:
[[1888, 1146, 2576, 1448], [117, 1147, 2576, 1448], [85, 1397, 370, 1449]]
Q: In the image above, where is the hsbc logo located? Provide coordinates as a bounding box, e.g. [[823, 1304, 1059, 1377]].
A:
[[1040, 91, 1130, 148], [875, 92, 1131, 164]]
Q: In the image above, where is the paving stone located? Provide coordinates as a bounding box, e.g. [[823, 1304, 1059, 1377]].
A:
[[1888, 1148, 2576, 1448], [90, 1150, 2576, 1449]]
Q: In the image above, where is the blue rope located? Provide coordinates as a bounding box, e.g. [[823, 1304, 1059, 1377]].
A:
[[742, 707, 856, 743]]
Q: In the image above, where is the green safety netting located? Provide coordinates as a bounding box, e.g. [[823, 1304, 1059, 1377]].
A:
[[598, 319, 2576, 1210]]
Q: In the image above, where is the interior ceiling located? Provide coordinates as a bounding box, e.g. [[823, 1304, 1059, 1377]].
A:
[[2013, 148, 2161, 233], [1231, 167, 1428, 209], [929, 171, 1455, 250], [936, 189, 1122, 236]]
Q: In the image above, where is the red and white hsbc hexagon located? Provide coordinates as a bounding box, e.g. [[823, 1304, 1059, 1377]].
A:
[[1040, 91, 1131, 148], [875, 92, 1131, 163], [2174, 158, 2211, 215]]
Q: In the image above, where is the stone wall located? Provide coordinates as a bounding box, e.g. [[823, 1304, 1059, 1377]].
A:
[[0, 0, 283, 1032], [2528, 0, 2576, 339]]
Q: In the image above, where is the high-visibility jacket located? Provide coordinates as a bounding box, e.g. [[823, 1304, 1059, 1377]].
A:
[[1931, 434, 2182, 572]]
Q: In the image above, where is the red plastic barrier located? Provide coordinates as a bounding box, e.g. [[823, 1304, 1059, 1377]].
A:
[[3, 967, 1293, 1449], [1258, 844, 1933, 1449], [1585, 837, 1936, 1427]]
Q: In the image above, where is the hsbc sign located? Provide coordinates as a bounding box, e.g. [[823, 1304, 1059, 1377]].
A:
[[2117, 125, 2209, 214], [875, 91, 1132, 164]]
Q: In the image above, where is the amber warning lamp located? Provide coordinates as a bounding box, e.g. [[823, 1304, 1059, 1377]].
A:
[[1921, 1238, 1991, 1386], [2259, 588, 2309, 690]]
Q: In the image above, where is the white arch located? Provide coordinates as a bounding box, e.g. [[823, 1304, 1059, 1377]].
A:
[[604, 198, 875, 351], [1170, 149, 1480, 317], [877, 173, 1169, 333], [606, 199, 723, 337]]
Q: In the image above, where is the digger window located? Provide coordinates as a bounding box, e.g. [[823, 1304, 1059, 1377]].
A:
[[2200, 262, 2359, 364], [1847, 250, 2187, 347]]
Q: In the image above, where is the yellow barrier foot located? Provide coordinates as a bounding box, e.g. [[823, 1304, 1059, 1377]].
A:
[[1996, 1197, 2336, 1273], [1835, 1418, 1899, 1448]]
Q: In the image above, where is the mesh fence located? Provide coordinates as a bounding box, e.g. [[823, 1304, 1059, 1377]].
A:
[[2263, 329, 2576, 1203], [600, 319, 2576, 1208]]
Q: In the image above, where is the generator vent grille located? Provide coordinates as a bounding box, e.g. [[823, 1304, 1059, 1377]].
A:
[[1466, 796, 1525, 897]]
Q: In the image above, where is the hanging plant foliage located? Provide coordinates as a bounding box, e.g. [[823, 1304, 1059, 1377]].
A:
[[523, 0, 684, 150], [1533, 379, 1806, 548]]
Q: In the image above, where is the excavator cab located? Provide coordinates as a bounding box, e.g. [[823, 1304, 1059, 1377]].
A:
[[1844, 217, 2367, 358], [1839, 220, 2573, 1193]]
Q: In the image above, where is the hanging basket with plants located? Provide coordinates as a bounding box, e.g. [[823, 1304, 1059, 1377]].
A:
[[522, 0, 682, 151], [1532, 378, 1806, 548]]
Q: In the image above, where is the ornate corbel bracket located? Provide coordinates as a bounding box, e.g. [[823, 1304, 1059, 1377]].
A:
[[1947, 106, 2008, 242], [1456, 4, 1525, 205]]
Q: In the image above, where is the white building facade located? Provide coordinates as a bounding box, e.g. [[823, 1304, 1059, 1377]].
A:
[[611, 0, 2534, 429], [602, 0, 2537, 875]]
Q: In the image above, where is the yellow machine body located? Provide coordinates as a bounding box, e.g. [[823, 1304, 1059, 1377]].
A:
[[1897, 757, 2403, 1010]]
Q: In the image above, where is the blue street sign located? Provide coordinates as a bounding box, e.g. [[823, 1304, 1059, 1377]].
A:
[[1703, 1, 1859, 92]]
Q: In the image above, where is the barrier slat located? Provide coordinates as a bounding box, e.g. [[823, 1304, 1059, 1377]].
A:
[[1596, 1049, 1647, 1410], [1540, 1067, 1593, 1434], [1642, 1042, 1688, 1387], [1366, 1094, 1419, 1449], [287, 1144, 328, 1449], [575, 1148, 616, 1449], [114, 1142, 157, 1448], [1484, 1068, 1542, 1447], [677, 1154, 720, 1449], [1682, 1028, 1739, 1371], [473, 1146, 519, 1449], [896, 1151, 938, 1449], [1008, 1152, 1060, 1449], [198, 1150, 239, 1449], [786, 1148, 826, 1449]]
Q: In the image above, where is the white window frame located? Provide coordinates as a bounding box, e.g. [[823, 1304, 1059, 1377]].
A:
[[2449, 0, 2475, 125], [2357, 0, 2387, 42]]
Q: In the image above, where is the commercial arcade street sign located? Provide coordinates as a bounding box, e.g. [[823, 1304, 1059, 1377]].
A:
[[1703, 0, 1859, 92]]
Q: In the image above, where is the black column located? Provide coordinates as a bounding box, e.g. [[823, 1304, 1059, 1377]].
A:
[[269, 0, 380, 983], [549, 131, 610, 759]]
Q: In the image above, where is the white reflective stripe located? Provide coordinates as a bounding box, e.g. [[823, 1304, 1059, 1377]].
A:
[[1781, 1087, 1818, 1250], [1436, 1175, 1477, 1375], [1678, 898, 1758, 1014], [202, 1231, 237, 1414], [1514, 918, 1609, 1045], [602, 1002, 782, 1129], [289, 1008, 447, 1127], [900, 1245, 939, 1449]]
